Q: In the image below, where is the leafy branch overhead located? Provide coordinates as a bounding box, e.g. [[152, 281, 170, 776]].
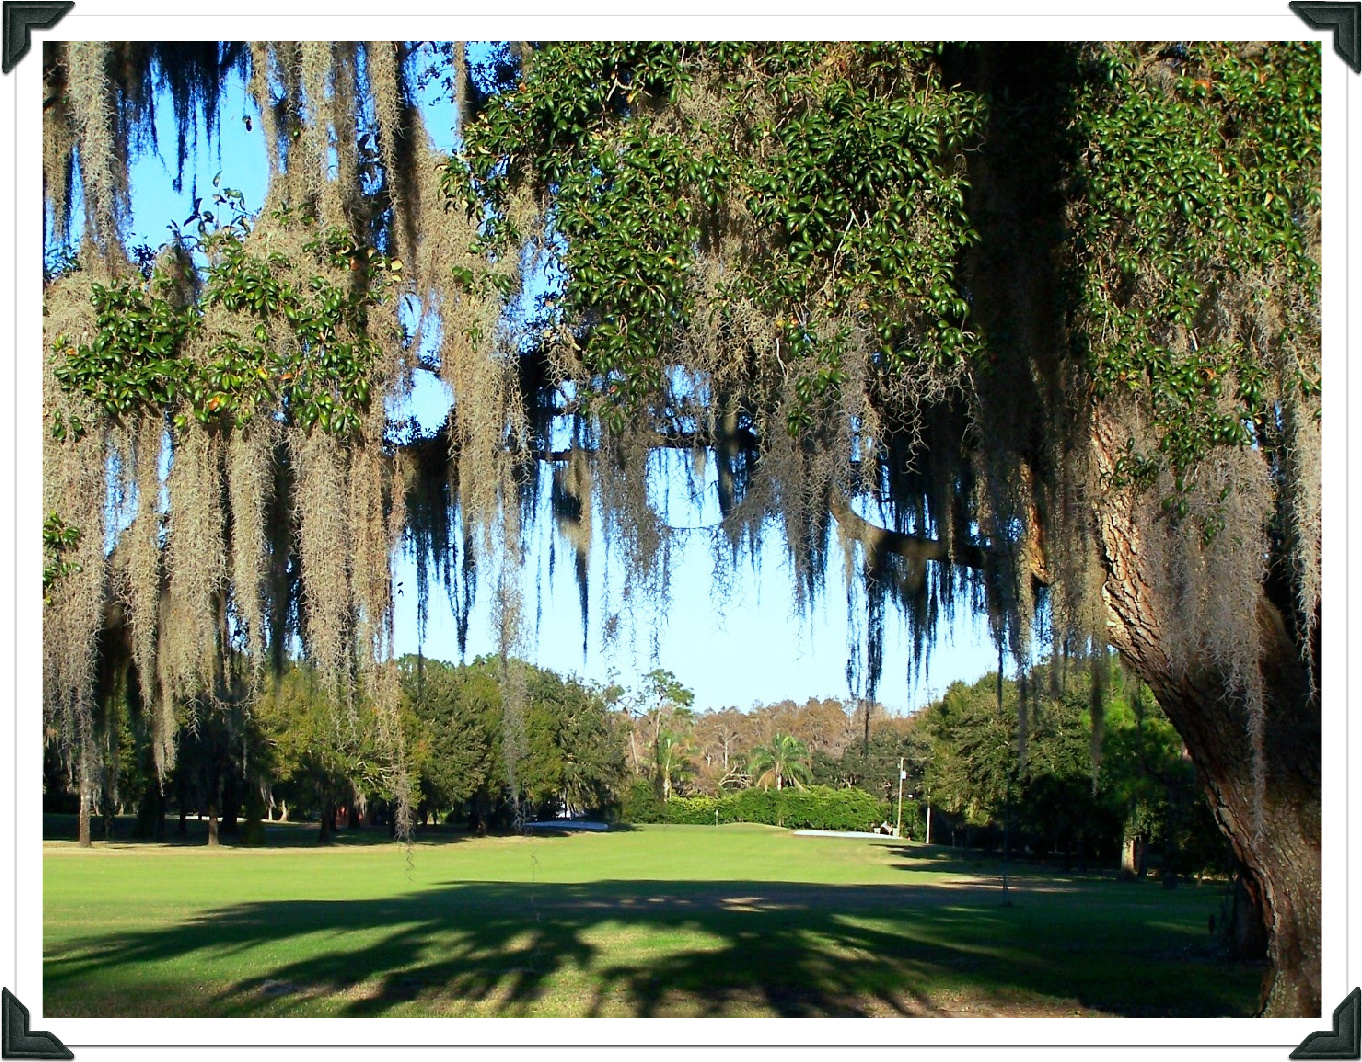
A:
[[446, 42, 985, 433], [51, 213, 403, 437], [1076, 42, 1321, 488]]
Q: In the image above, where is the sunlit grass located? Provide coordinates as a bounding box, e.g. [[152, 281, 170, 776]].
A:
[[44, 821, 1260, 1017]]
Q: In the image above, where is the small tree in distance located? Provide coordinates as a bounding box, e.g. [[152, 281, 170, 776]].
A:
[[654, 730, 692, 802], [748, 733, 813, 792]]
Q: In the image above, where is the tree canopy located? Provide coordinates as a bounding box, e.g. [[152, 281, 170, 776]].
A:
[[40, 40, 1321, 1015]]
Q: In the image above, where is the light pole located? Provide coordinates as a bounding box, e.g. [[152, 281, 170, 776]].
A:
[[895, 757, 906, 839]]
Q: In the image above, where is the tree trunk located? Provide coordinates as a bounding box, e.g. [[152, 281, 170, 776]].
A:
[[1121, 831, 1147, 879], [206, 799, 220, 847], [102, 783, 116, 841], [948, 40, 1319, 1011], [77, 785, 93, 848], [1093, 417, 1321, 1017], [319, 795, 335, 843], [136, 779, 166, 840]]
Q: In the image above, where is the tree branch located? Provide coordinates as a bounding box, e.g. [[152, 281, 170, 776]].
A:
[[828, 491, 990, 573], [401, 425, 1010, 577]]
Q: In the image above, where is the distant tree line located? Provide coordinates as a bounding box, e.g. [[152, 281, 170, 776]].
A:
[[45, 652, 1229, 881], [913, 659, 1232, 878], [43, 653, 626, 841]]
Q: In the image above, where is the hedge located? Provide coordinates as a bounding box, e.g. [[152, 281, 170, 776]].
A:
[[619, 782, 893, 832]]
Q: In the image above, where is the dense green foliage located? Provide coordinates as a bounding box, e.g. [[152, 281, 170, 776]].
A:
[[41, 39, 1320, 807], [620, 781, 888, 832], [399, 657, 505, 823], [918, 659, 1230, 874], [39, 41, 1321, 1011], [747, 732, 814, 791], [401, 655, 624, 828], [252, 665, 400, 833], [446, 40, 1319, 484], [47, 641, 1223, 875], [809, 716, 922, 799], [41, 513, 82, 603], [51, 210, 401, 437], [1074, 42, 1320, 487], [449, 42, 984, 431]]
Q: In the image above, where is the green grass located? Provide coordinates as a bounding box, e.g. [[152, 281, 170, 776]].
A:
[[44, 821, 1262, 1017]]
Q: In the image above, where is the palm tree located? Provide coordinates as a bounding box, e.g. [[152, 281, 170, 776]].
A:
[[748, 733, 813, 791], [655, 730, 692, 802]]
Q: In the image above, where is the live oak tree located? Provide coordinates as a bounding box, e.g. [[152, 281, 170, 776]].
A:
[[40, 41, 1320, 1014], [398, 655, 623, 825], [399, 656, 505, 828], [254, 662, 404, 841], [521, 661, 626, 816]]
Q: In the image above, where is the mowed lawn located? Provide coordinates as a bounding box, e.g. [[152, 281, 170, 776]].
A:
[[44, 822, 1261, 1018]]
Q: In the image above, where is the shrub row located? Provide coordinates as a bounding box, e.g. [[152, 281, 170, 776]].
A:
[[620, 782, 892, 832]]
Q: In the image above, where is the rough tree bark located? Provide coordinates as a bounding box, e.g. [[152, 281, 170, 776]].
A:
[[841, 462, 1323, 1016], [221, 769, 239, 835], [1092, 414, 1321, 1017], [952, 41, 1321, 1016], [77, 763, 93, 849], [827, 41, 1322, 1013]]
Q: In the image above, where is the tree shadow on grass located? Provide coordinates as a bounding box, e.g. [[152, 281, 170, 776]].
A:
[[45, 877, 1258, 1018], [42, 814, 585, 850], [878, 843, 1123, 881]]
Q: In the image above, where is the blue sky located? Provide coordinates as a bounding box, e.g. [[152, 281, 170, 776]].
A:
[[73, 45, 1003, 716]]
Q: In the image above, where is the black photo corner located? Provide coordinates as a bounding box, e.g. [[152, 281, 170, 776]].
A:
[[2, 3, 74, 75], [1, 990, 73, 1060], [1291, 988, 1362, 1059]]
